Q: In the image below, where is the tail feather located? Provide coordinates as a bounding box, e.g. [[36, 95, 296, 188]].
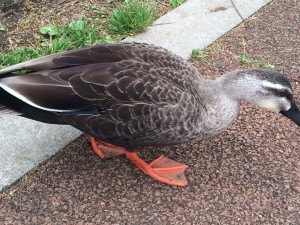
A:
[[0, 88, 66, 124], [0, 105, 20, 115]]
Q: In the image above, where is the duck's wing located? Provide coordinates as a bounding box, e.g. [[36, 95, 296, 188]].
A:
[[0, 43, 204, 145], [0, 43, 200, 113], [0, 43, 187, 74], [0, 43, 138, 112]]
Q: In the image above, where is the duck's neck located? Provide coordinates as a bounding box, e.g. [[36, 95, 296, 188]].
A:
[[215, 69, 265, 103], [192, 76, 240, 139]]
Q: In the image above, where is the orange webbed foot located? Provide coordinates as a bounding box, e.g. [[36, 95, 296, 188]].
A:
[[128, 152, 188, 186], [90, 137, 188, 186]]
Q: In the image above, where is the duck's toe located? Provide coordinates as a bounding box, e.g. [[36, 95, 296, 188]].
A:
[[90, 137, 126, 158], [127, 152, 188, 186]]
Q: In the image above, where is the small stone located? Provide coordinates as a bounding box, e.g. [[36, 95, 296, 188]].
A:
[[238, 136, 243, 141], [224, 147, 231, 153], [246, 138, 253, 143]]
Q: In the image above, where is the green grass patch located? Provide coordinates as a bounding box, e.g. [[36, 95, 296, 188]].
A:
[[169, 0, 184, 7], [38, 17, 103, 55], [0, 47, 40, 70], [0, 22, 5, 31], [240, 54, 274, 69], [106, 0, 156, 35], [191, 49, 210, 62]]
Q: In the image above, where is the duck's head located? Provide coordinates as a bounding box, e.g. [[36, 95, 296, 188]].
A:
[[222, 68, 300, 126]]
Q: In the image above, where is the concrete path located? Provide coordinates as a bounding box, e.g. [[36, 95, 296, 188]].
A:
[[126, 0, 271, 58], [0, 0, 272, 191]]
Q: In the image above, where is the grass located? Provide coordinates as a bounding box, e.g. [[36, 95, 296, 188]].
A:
[[240, 54, 275, 69], [0, 22, 5, 31], [106, 0, 156, 35], [38, 17, 105, 55], [169, 0, 184, 7], [0, 47, 40, 69], [191, 49, 210, 62]]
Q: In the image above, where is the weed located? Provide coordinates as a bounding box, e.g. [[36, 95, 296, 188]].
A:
[[79, 1, 107, 17], [22, 174, 29, 182], [39, 25, 59, 36], [240, 54, 252, 65], [0, 22, 5, 31], [80, 2, 89, 9], [256, 60, 275, 69], [92, 5, 107, 15], [191, 49, 210, 62], [240, 54, 274, 69], [38, 17, 101, 54], [106, 0, 156, 35], [170, 0, 183, 7]]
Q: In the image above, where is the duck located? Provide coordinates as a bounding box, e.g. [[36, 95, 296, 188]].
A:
[[0, 43, 299, 186]]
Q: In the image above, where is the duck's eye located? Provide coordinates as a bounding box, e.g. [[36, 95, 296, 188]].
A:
[[276, 90, 293, 103], [277, 89, 290, 97]]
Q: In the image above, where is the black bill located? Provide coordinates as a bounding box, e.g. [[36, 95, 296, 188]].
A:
[[280, 102, 300, 126]]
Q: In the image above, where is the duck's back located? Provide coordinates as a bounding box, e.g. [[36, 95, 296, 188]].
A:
[[0, 43, 205, 148]]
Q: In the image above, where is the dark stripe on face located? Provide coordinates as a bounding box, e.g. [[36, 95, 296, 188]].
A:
[[266, 87, 293, 103]]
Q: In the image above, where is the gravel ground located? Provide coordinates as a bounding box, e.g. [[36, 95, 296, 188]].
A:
[[1, 0, 300, 224]]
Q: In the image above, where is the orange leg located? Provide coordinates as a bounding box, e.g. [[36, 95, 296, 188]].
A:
[[90, 137, 188, 186]]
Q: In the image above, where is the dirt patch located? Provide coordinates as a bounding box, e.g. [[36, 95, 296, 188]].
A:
[[0, 0, 25, 12]]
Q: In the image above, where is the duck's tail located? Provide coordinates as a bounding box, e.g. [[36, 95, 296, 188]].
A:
[[0, 81, 66, 124], [0, 50, 75, 124], [0, 73, 21, 116], [0, 94, 66, 124], [0, 105, 20, 115]]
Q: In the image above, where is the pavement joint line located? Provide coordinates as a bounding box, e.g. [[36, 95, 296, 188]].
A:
[[0, 0, 272, 192]]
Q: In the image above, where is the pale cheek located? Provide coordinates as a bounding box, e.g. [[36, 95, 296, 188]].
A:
[[259, 100, 280, 112]]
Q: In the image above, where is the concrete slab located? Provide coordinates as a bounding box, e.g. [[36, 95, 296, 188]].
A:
[[0, 117, 82, 190], [126, 0, 272, 59], [0, 0, 272, 191]]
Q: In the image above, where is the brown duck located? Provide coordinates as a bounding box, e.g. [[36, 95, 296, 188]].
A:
[[0, 43, 299, 186]]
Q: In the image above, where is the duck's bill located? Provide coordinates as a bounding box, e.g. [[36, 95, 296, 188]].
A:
[[280, 102, 300, 126]]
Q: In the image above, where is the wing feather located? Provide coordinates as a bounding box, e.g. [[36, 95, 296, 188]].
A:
[[0, 73, 90, 112]]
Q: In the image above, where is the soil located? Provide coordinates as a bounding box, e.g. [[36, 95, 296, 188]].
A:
[[0, 0, 300, 224]]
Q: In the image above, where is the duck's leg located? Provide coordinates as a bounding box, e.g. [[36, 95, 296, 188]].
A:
[[90, 137, 188, 186]]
